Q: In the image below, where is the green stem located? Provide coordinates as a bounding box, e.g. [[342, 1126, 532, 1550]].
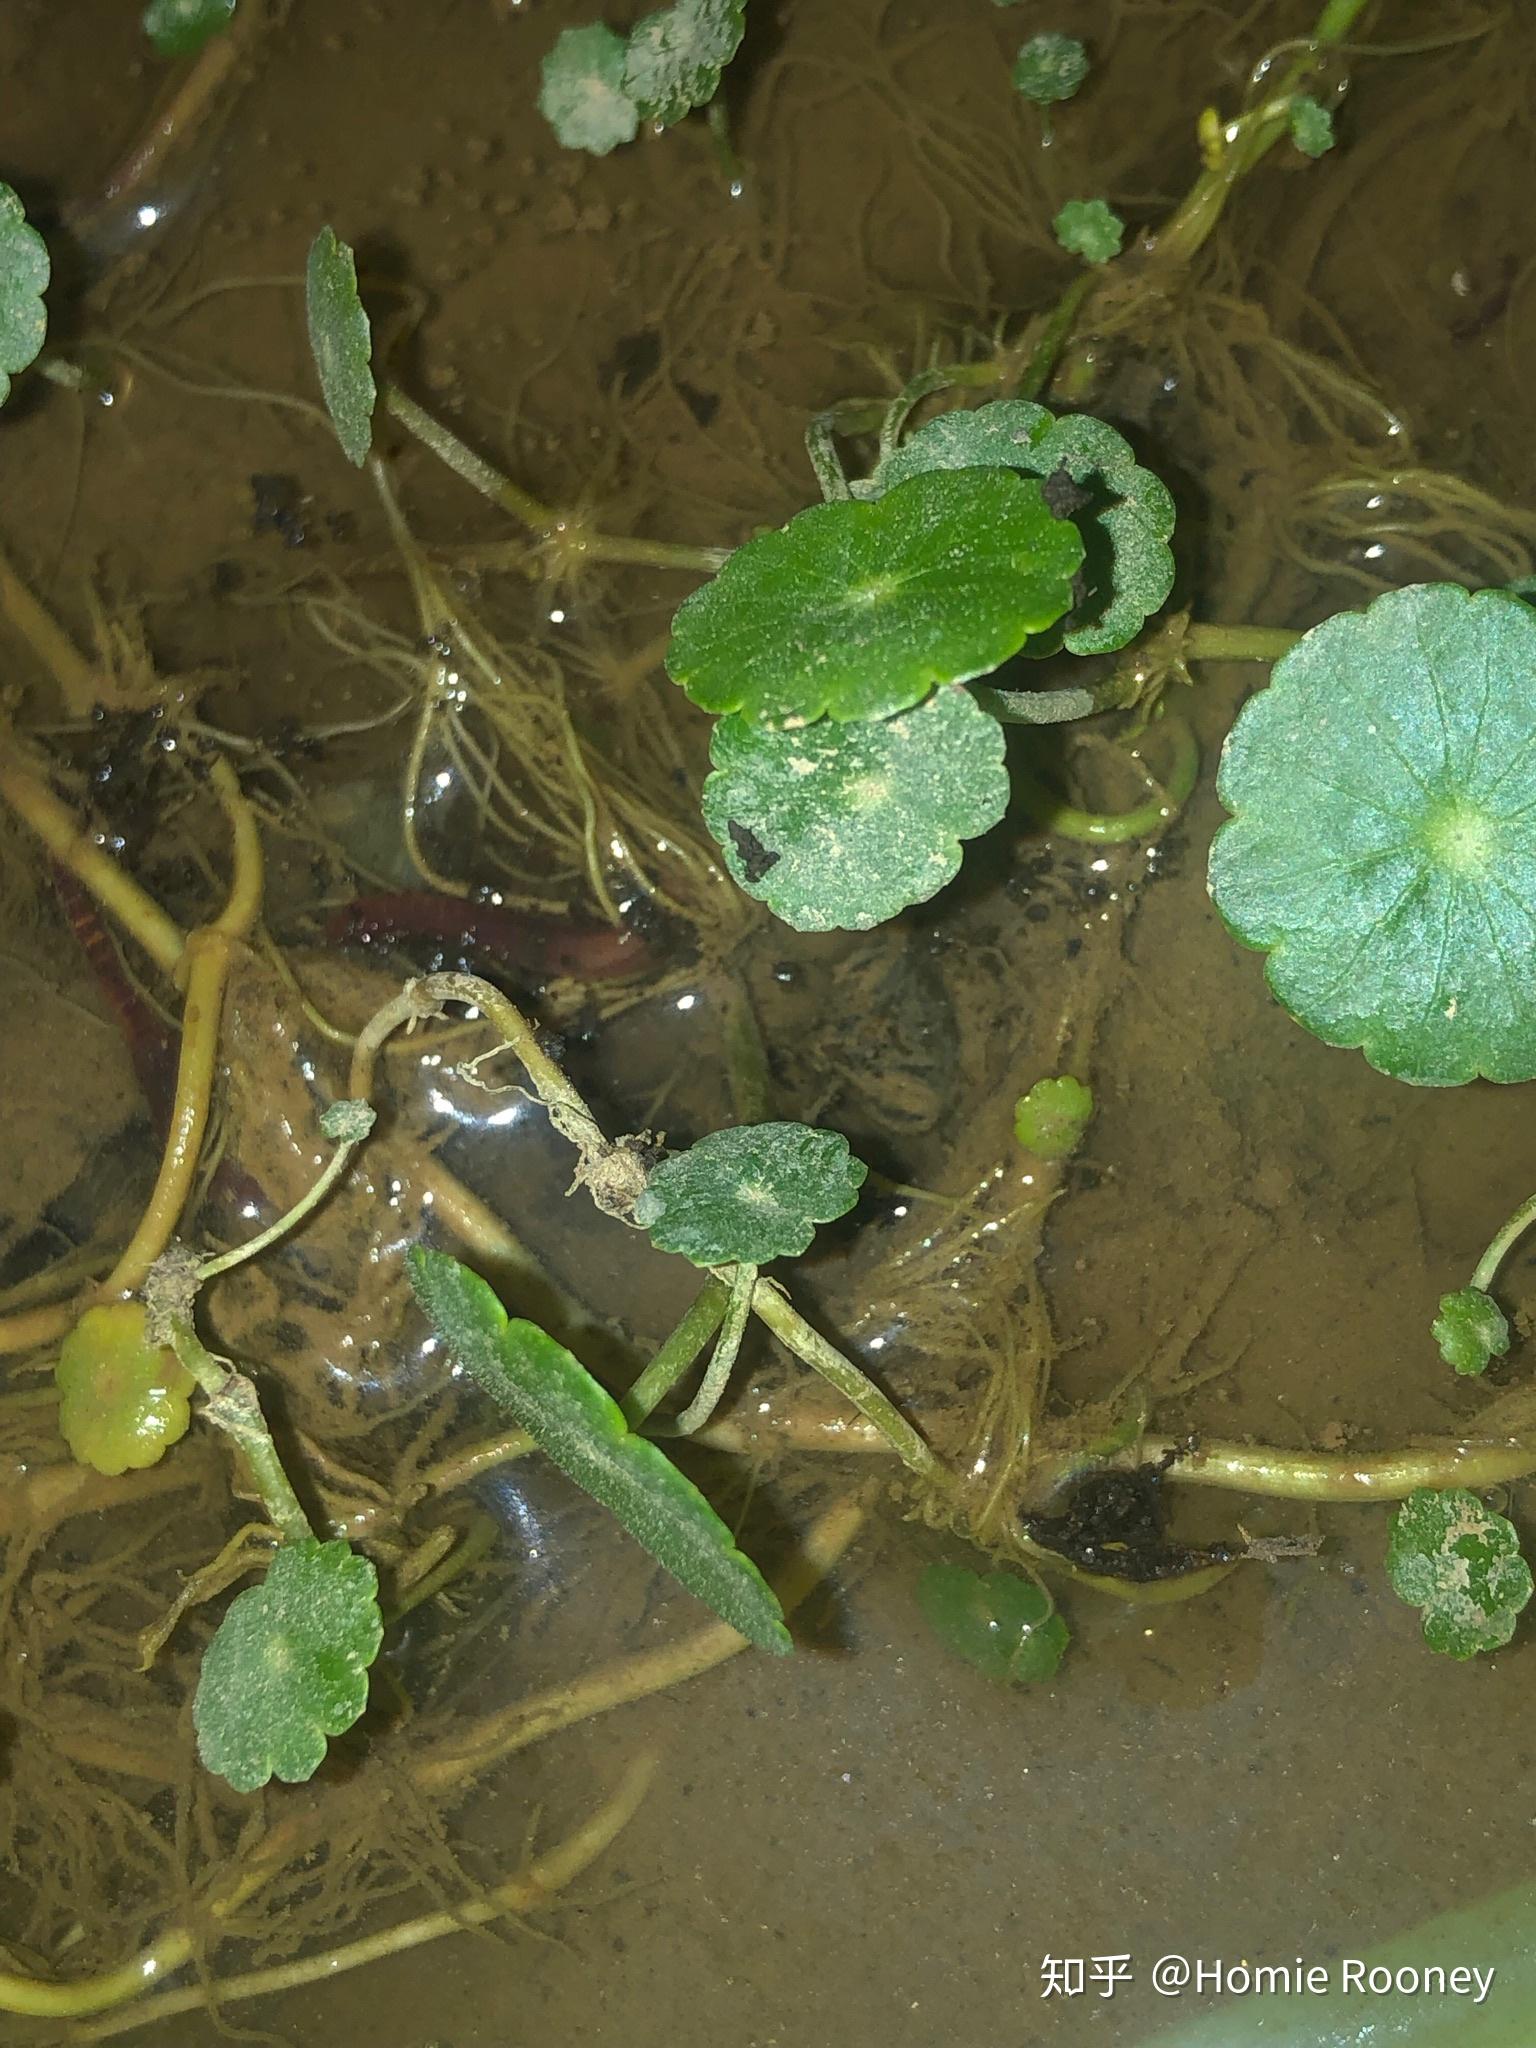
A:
[[621, 1279, 731, 1427], [1131, 1433, 1536, 1502], [382, 384, 726, 573], [1150, 0, 1375, 270], [1016, 271, 1099, 402], [1016, 716, 1201, 844], [674, 1263, 756, 1435], [1183, 623, 1301, 663], [167, 1317, 315, 1544], [805, 413, 851, 502], [194, 1124, 370, 1284], [747, 1280, 952, 1490], [1470, 1191, 1536, 1294], [384, 383, 550, 531]]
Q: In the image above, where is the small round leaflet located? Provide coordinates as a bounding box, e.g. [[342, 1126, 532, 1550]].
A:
[[635, 1122, 867, 1266], [702, 685, 1009, 932], [1209, 583, 1536, 1085], [667, 466, 1083, 726], [1386, 1487, 1532, 1658]]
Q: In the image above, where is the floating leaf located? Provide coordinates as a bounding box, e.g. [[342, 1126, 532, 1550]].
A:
[[874, 399, 1176, 655], [305, 227, 375, 468], [1386, 1487, 1532, 1658], [539, 23, 640, 156], [1432, 1287, 1509, 1376], [1209, 584, 1536, 1085], [0, 182, 49, 408], [142, 0, 235, 57], [1289, 94, 1335, 157], [1053, 197, 1124, 265], [634, 1122, 866, 1265], [702, 685, 1009, 931], [193, 1540, 382, 1791], [408, 1249, 790, 1652], [668, 467, 1083, 727], [917, 1563, 1069, 1683], [623, 0, 745, 127], [320, 1097, 376, 1143], [1012, 33, 1089, 106], [55, 1303, 196, 1477], [1013, 1075, 1094, 1160]]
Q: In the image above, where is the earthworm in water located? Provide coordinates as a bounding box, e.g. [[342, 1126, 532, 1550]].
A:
[[324, 890, 657, 985]]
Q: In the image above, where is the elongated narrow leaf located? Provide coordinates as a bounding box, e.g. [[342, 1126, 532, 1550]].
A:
[[305, 226, 375, 467], [408, 1247, 791, 1652]]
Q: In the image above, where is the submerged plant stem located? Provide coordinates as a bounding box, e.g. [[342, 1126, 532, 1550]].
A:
[[383, 384, 725, 572], [73, 1758, 658, 2041], [622, 1278, 732, 1427], [674, 1262, 756, 1435], [1017, 716, 1201, 844], [166, 1316, 315, 1543], [1470, 1191, 1536, 1295], [1183, 623, 1301, 663]]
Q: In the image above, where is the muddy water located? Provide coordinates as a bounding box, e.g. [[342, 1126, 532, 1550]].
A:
[[5, 0, 1536, 2043]]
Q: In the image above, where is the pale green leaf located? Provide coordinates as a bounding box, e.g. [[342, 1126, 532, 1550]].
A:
[[305, 226, 375, 467], [1053, 197, 1124, 265], [634, 1121, 866, 1265], [917, 1563, 1069, 1683], [622, 0, 745, 127], [143, 0, 235, 56], [1289, 94, 1335, 157], [1012, 33, 1089, 106], [0, 182, 49, 408], [55, 1303, 195, 1477], [539, 24, 640, 156], [1386, 1488, 1532, 1658], [1209, 583, 1536, 1085], [1013, 1075, 1093, 1160], [407, 1249, 791, 1652], [702, 685, 1009, 930], [667, 467, 1083, 726], [193, 1540, 382, 1791], [1432, 1287, 1509, 1376], [873, 399, 1176, 655]]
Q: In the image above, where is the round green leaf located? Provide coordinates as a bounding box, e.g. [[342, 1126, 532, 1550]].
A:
[[1289, 94, 1335, 158], [874, 399, 1176, 655], [1432, 1287, 1509, 1377], [143, 0, 235, 57], [917, 1563, 1069, 1684], [539, 23, 640, 156], [1053, 197, 1124, 265], [55, 1302, 196, 1477], [634, 1121, 868, 1266], [702, 685, 1009, 931], [1386, 1487, 1532, 1659], [0, 182, 49, 408], [1012, 33, 1089, 106], [305, 227, 375, 468], [622, 0, 745, 127], [194, 1539, 382, 1792], [1013, 1075, 1094, 1160], [1209, 583, 1536, 1086], [667, 467, 1084, 727]]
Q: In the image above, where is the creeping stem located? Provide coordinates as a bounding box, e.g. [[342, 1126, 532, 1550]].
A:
[[1470, 1192, 1536, 1297], [1016, 716, 1201, 845], [350, 972, 951, 1487]]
